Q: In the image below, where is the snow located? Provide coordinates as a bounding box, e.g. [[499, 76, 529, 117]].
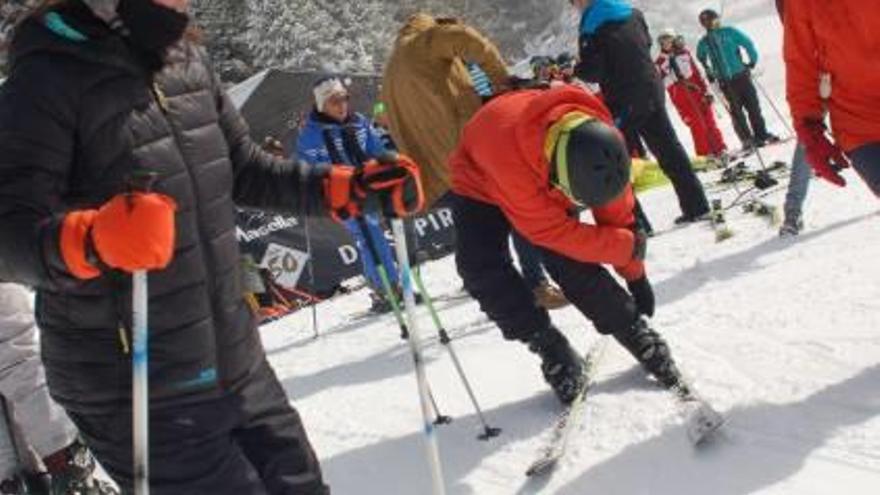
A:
[[256, 4, 880, 494]]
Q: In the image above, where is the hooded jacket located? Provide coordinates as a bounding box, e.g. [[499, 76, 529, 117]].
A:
[[784, 0, 880, 151], [450, 87, 644, 281], [0, 4, 327, 413], [574, 1, 664, 127], [381, 14, 509, 207], [296, 110, 386, 167]]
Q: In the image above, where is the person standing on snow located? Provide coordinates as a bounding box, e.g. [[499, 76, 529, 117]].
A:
[[696, 9, 780, 150], [450, 86, 690, 404], [296, 77, 409, 314], [0, 0, 397, 491], [0, 283, 116, 494], [381, 13, 510, 209], [571, 0, 711, 225], [782, 0, 880, 197], [655, 29, 728, 160]]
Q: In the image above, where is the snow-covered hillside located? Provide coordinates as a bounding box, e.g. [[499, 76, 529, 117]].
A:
[[257, 3, 880, 494]]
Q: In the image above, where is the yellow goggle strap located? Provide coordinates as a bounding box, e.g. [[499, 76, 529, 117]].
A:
[[544, 112, 595, 203]]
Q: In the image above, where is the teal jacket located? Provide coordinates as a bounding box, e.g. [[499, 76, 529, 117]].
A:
[[696, 26, 758, 81]]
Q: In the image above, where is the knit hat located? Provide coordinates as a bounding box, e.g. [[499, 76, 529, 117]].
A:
[[313, 77, 348, 112]]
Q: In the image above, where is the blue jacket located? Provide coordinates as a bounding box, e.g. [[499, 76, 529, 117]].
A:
[[696, 26, 758, 81], [296, 110, 387, 167], [579, 0, 633, 35]]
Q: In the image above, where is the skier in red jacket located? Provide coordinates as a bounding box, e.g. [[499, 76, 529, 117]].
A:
[[450, 86, 688, 403], [655, 29, 727, 159]]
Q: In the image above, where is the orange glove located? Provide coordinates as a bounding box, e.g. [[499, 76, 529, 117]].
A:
[[61, 193, 177, 279], [360, 155, 425, 218]]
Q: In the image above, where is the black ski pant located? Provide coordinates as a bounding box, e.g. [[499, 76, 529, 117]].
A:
[[720, 71, 771, 146], [623, 101, 710, 218], [68, 360, 328, 495], [452, 194, 639, 343]]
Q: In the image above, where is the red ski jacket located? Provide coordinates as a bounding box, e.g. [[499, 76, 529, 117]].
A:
[[655, 48, 709, 99], [784, 0, 880, 151], [450, 86, 644, 280]]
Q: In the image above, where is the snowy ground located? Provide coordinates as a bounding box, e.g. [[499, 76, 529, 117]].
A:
[[260, 145, 880, 494], [257, 5, 880, 495]]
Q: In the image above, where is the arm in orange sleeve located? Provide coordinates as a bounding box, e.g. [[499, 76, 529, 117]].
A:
[[784, 3, 824, 123], [496, 182, 637, 269], [429, 23, 510, 90], [592, 185, 645, 280]]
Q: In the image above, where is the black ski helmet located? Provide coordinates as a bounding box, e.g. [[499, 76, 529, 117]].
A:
[[548, 114, 631, 208], [699, 9, 720, 29]]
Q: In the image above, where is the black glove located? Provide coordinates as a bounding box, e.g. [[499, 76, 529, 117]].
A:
[[627, 276, 655, 317], [706, 73, 716, 84], [746, 62, 756, 69]]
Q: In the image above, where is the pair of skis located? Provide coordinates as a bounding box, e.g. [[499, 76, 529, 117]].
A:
[[525, 338, 725, 478]]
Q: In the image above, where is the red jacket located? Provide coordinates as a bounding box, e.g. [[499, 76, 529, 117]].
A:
[[784, 0, 880, 151], [655, 48, 709, 98], [450, 86, 644, 280]]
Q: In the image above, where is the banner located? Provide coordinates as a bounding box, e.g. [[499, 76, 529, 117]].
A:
[[237, 199, 456, 298]]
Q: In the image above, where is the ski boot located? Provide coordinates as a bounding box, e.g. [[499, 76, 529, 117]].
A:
[[368, 292, 394, 314], [613, 318, 689, 394], [528, 327, 585, 404], [43, 441, 118, 495], [532, 282, 569, 310], [673, 209, 711, 226], [779, 213, 803, 237]]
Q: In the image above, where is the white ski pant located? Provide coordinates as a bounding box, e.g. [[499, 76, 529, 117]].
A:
[[0, 283, 77, 479]]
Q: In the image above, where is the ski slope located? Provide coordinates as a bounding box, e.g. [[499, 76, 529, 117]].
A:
[[258, 5, 880, 494]]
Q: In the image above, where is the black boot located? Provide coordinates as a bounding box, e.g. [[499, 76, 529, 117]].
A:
[[613, 319, 688, 393], [527, 327, 585, 404], [43, 440, 118, 495]]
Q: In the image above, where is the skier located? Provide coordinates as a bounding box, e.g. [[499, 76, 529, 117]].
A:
[[782, 0, 880, 196], [0, 283, 116, 494], [655, 29, 727, 159], [296, 76, 411, 314], [381, 13, 510, 209], [571, 0, 711, 225], [0, 0, 402, 491], [450, 85, 689, 404], [696, 9, 780, 150]]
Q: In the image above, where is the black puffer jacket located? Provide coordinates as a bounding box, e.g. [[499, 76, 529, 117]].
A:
[[574, 8, 665, 128], [0, 8, 326, 413]]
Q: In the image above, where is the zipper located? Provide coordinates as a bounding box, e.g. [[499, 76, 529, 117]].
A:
[[143, 77, 220, 360]]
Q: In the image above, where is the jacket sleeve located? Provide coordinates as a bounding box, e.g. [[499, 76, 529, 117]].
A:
[[212, 73, 329, 216], [783, 3, 823, 122], [574, 34, 606, 84], [732, 27, 759, 65], [696, 38, 714, 79], [591, 185, 644, 280], [365, 122, 389, 159], [429, 23, 509, 89], [295, 127, 325, 166], [0, 60, 80, 289]]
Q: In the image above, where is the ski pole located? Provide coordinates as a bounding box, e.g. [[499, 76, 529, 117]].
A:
[[751, 73, 795, 139], [412, 256, 502, 441], [129, 171, 158, 495], [303, 217, 320, 339], [355, 216, 451, 426], [390, 217, 447, 495]]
